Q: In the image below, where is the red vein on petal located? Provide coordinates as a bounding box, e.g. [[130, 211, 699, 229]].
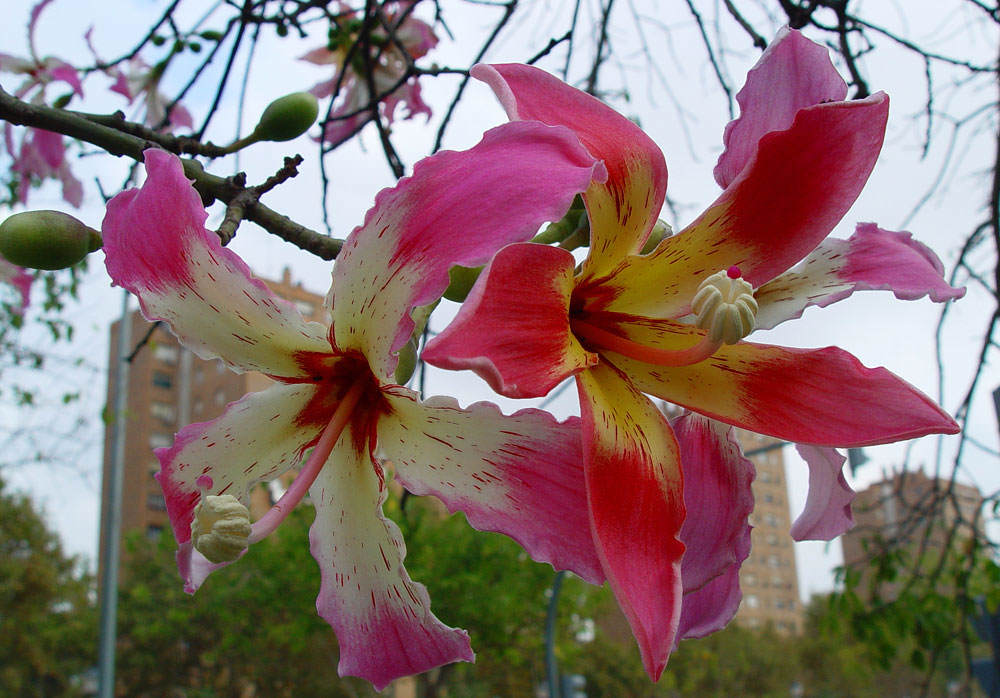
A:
[[572, 319, 721, 367]]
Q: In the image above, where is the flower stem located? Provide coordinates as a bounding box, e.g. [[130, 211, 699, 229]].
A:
[[248, 377, 367, 544], [572, 319, 720, 367]]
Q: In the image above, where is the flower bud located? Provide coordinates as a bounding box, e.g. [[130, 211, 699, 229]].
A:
[[393, 337, 418, 385], [442, 264, 483, 303], [191, 494, 252, 563], [640, 219, 673, 255], [251, 92, 319, 142], [0, 210, 101, 270]]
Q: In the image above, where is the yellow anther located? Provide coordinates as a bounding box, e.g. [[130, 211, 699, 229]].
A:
[[191, 494, 251, 563], [691, 267, 758, 345]]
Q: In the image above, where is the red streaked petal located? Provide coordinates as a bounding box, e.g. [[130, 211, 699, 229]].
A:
[[473, 63, 666, 280], [310, 427, 473, 689], [103, 149, 332, 377], [791, 445, 855, 541], [715, 28, 847, 188], [586, 93, 889, 318], [378, 388, 604, 584], [755, 223, 965, 330], [592, 313, 959, 446], [422, 243, 596, 398], [331, 121, 604, 383], [577, 362, 684, 681]]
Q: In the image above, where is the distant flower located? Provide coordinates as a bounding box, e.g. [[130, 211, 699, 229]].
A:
[[84, 28, 192, 131], [0, 0, 83, 207], [0, 256, 32, 313], [424, 30, 963, 680], [102, 131, 604, 688], [302, 1, 437, 146]]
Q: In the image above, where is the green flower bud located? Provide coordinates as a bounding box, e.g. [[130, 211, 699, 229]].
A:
[[151, 34, 166, 46], [640, 219, 673, 255], [0, 211, 101, 270], [199, 30, 224, 42], [393, 337, 418, 385], [51, 92, 73, 109], [251, 92, 319, 142], [276, 23, 289, 37], [442, 265, 483, 303]]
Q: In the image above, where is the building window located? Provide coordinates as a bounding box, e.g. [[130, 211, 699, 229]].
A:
[[149, 433, 172, 449], [744, 573, 757, 586], [766, 533, 779, 546], [193, 398, 204, 415], [216, 360, 227, 374], [146, 524, 164, 540], [152, 371, 173, 389], [214, 388, 226, 406], [765, 513, 780, 527], [147, 493, 167, 511], [151, 401, 175, 424], [745, 594, 760, 609], [767, 555, 782, 568], [153, 344, 179, 364]]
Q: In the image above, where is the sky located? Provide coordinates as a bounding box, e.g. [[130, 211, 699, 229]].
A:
[[1, 0, 998, 607]]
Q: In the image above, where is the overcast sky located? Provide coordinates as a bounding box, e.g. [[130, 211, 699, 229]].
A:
[[2, 0, 998, 604]]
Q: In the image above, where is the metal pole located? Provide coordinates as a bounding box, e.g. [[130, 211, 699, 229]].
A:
[[97, 290, 131, 698], [545, 569, 566, 698]]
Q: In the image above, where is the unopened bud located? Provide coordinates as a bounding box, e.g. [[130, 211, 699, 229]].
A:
[[0, 210, 101, 270], [640, 219, 673, 255], [442, 265, 483, 303], [252, 92, 319, 142], [191, 494, 251, 563]]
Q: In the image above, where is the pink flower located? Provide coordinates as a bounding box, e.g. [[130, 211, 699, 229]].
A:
[[101, 128, 605, 688], [83, 28, 192, 132], [0, 256, 32, 314], [1, 0, 84, 207], [302, 2, 438, 146], [423, 29, 963, 679]]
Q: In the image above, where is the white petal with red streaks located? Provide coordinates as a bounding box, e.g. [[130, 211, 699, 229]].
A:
[[377, 388, 604, 584], [157, 382, 325, 555], [755, 223, 965, 330], [103, 149, 331, 378], [310, 429, 473, 689]]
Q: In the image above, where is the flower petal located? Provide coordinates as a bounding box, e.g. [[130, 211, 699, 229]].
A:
[[790, 445, 855, 541], [586, 93, 889, 318], [310, 427, 473, 689], [673, 413, 753, 594], [576, 362, 685, 681], [0, 257, 33, 312], [103, 149, 331, 377], [157, 383, 325, 553], [592, 313, 959, 446], [377, 388, 604, 584], [331, 121, 604, 383], [422, 243, 597, 398], [714, 28, 847, 188], [677, 564, 742, 641], [472, 63, 666, 280], [755, 223, 966, 330]]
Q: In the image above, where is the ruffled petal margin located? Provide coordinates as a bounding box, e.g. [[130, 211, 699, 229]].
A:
[[310, 426, 473, 690], [103, 149, 331, 378], [714, 27, 847, 188], [791, 445, 855, 541], [576, 362, 685, 681], [422, 243, 597, 398], [755, 223, 965, 330], [377, 388, 604, 584]]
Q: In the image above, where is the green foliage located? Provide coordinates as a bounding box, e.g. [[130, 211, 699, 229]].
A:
[[0, 478, 95, 697]]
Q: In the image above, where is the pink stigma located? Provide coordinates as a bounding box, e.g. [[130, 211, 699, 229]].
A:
[[727, 265, 742, 279], [196, 475, 214, 489]]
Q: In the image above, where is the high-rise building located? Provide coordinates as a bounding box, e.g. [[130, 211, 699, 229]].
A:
[[734, 430, 804, 634], [840, 470, 983, 600], [97, 268, 327, 582]]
